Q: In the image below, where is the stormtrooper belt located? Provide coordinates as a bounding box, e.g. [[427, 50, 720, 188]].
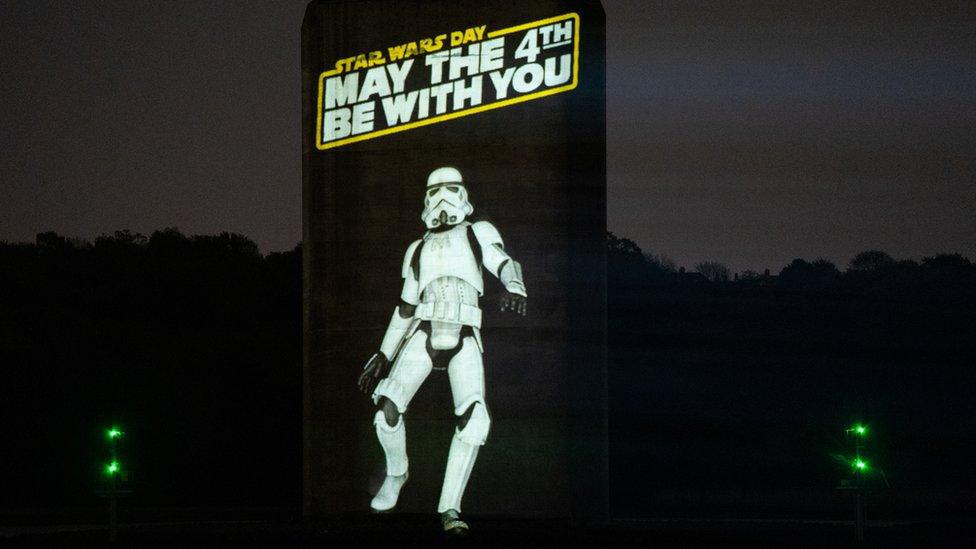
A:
[[415, 301, 482, 328]]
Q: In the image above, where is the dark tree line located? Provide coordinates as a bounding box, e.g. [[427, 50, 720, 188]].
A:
[[608, 231, 976, 365], [0, 229, 301, 510], [1, 229, 973, 516], [607, 232, 976, 516]]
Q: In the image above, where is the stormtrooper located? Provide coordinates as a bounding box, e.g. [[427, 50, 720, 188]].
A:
[[357, 166, 527, 534]]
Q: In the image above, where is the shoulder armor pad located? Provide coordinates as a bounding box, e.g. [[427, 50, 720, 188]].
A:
[[471, 220, 504, 249], [401, 239, 423, 279]]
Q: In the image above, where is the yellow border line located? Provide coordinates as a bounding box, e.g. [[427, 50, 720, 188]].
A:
[[486, 12, 576, 38], [315, 12, 579, 150]]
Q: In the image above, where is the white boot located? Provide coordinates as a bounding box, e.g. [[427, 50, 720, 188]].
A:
[[371, 472, 408, 512], [371, 411, 408, 511]]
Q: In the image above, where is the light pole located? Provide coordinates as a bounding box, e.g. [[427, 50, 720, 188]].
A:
[[101, 426, 126, 543], [845, 423, 869, 542]]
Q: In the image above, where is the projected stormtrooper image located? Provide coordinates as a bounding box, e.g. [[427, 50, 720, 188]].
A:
[[357, 166, 528, 534]]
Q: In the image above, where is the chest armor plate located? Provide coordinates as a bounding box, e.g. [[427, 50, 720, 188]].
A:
[[417, 224, 484, 295]]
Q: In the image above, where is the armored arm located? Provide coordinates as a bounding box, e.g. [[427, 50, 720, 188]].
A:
[[379, 238, 423, 359], [358, 239, 423, 395], [472, 221, 527, 315]]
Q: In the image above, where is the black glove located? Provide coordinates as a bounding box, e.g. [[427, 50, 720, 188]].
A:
[[357, 352, 390, 395], [499, 291, 527, 316]]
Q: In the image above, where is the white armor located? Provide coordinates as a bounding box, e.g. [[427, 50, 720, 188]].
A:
[[369, 167, 526, 516], [415, 224, 485, 299], [370, 412, 408, 511], [420, 276, 481, 350], [379, 219, 526, 362]]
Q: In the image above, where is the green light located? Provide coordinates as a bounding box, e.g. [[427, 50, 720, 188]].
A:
[[105, 461, 120, 476], [847, 424, 868, 437], [107, 428, 122, 440], [853, 459, 868, 471]]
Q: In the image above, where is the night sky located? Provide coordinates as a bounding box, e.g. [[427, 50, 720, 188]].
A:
[[2, 1, 973, 272]]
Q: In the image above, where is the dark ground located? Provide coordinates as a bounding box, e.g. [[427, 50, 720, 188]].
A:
[[3, 514, 976, 546]]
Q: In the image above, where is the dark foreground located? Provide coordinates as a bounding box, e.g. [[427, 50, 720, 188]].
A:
[[3, 514, 975, 546]]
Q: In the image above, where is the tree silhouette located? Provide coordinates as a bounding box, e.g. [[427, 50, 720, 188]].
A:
[[607, 232, 679, 283], [695, 261, 731, 283], [607, 232, 643, 257], [645, 252, 677, 273], [778, 258, 840, 289], [922, 253, 972, 270], [848, 250, 895, 271], [739, 269, 761, 280]]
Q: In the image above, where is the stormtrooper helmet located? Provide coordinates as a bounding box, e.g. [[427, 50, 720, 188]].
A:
[[421, 167, 474, 229]]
